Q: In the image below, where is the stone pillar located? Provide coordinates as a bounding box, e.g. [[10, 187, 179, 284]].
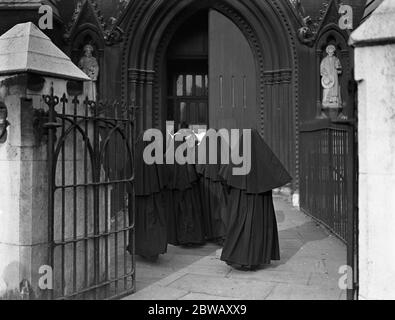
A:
[[350, 0, 395, 300], [0, 76, 45, 299], [0, 22, 90, 299], [0, 76, 71, 299]]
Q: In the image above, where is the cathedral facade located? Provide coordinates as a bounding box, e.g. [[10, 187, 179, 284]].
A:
[[0, 0, 372, 300], [0, 0, 366, 189]]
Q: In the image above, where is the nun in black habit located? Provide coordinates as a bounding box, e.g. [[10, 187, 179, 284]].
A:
[[196, 132, 229, 243], [219, 129, 292, 270], [163, 129, 205, 246], [132, 134, 167, 260]]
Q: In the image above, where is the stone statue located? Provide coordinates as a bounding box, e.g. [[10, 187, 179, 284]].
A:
[[321, 45, 342, 110], [78, 44, 99, 100]]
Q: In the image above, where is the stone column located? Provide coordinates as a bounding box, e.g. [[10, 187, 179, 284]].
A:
[[0, 75, 68, 299], [0, 22, 90, 299], [350, 0, 395, 300]]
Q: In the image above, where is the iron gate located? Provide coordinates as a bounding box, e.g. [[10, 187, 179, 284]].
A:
[[44, 86, 136, 300], [300, 120, 358, 300]]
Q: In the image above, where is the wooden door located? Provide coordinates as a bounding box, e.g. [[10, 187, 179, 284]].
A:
[[209, 9, 258, 131]]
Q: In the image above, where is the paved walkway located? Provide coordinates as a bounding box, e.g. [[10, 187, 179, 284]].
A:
[[124, 195, 347, 300]]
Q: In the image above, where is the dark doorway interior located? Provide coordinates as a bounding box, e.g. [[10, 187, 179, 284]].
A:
[[166, 10, 209, 131], [165, 8, 259, 133]]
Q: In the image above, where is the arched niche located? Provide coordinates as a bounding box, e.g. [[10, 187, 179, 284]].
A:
[[69, 24, 105, 99], [315, 24, 354, 120]]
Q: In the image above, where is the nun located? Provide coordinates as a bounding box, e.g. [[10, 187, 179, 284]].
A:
[[219, 129, 292, 270], [132, 133, 167, 260], [163, 127, 205, 246], [196, 132, 229, 243]]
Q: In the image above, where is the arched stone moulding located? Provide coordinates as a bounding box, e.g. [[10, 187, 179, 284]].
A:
[[120, 0, 300, 186]]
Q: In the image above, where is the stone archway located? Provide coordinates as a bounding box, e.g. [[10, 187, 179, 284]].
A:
[[120, 0, 299, 183]]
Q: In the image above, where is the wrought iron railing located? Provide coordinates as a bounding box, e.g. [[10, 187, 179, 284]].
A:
[[43, 86, 137, 300], [300, 122, 355, 243], [300, 120, 358, 300]]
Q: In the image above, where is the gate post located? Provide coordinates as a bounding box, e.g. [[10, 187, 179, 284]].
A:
[[0, 22, 89, 299], [350, 0, 395, 300]]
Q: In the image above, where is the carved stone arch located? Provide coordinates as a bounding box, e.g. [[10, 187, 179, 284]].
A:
[[122, 0, 295, 120], [316, 23, 349, 53], [270, 0, 300, 190], [150, 2, 270, 132], [120, 0, 300, 184], [69, 23, 105, 61]]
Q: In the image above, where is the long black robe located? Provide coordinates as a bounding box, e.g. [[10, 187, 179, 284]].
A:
[[163, 132, 205, 246], [219, 129, 292, 269], [196, 177, 228, 241], [196, 134, 229, 241], [220, 190, 280, 268], [133, 135, 167, 258]]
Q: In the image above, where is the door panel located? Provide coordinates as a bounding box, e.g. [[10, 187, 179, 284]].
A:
[[167, 61, 209, 130], [209, 9, 258, 130]]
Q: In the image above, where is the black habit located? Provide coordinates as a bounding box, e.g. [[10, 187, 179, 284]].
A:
[[133, 134, 167, 258], [219, 129, 292, 269]]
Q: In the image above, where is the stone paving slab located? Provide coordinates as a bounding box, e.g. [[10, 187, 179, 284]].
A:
[[226, 269, 312, 286], [266, 283, 341, 300], [167, 273, 276, 300], [124, 284, 188, 300], [125, 196, 347, 300], [180, 293, 239, 300]]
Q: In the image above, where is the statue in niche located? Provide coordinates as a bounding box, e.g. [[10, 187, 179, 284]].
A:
[[320, 45, 347, 120], [78, 44, 99, 100]]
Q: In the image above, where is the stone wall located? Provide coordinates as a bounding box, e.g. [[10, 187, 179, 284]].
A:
[[351, 0, 395, 300]]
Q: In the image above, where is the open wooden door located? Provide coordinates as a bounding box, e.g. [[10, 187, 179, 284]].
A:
[[209, 9, 258, 131]]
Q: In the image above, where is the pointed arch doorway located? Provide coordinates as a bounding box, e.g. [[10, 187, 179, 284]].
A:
[[165, 9, 258, 132], [125, 0, 297, 181], [123, 1, 300, 295]]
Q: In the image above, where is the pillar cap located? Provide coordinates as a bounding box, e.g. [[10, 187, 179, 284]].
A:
[[0, 22, 90, 81], [350, 0, 395, 47]]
